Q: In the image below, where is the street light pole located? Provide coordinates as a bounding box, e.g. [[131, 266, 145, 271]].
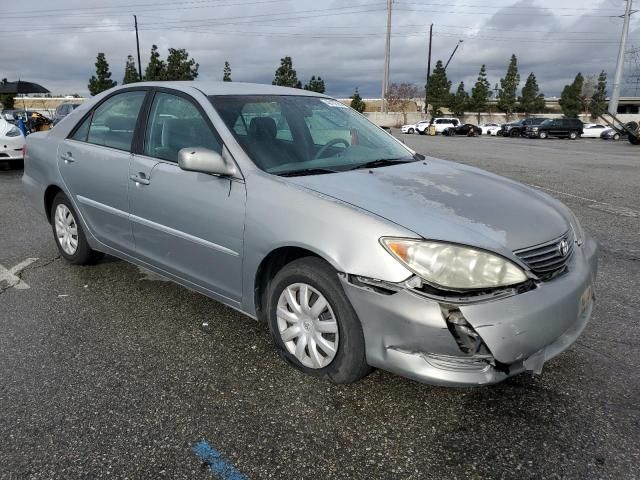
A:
[[425, 23, 433, 114], [609, 0, 633, 115], [134, 15, 143, 81], [381, 0, 392, 112]]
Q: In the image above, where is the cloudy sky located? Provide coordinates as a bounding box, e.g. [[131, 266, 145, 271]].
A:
[[1, 0, 638, 98]]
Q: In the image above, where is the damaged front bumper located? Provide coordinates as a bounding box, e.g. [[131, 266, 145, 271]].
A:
[[340, 235, 598, 387]]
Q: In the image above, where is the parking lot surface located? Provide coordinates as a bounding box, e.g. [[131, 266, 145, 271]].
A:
[[1, 134, 639, 479]]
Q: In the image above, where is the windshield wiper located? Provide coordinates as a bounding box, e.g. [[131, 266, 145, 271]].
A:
[[276, 167, 340, 177], [348, 157, 416, 171]]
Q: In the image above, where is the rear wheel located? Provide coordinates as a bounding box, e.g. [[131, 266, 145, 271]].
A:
[[266, 257, 371, 384], [613, 133, 620, 141], [50, 193, 103, 265]]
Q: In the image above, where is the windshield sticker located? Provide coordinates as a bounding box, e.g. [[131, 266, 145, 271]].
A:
[[320, 99, 348, 108]]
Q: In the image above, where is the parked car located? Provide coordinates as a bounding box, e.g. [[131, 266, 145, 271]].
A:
[[528, 118, 584, 139], [418, 117, 460, 135], [52, 102, 82, 126], [23, 81, 597, 387], [442, 123, 482, 136], [581, 124, 608, 138], [500, 118, 549, 137], [479, 123, 500, 136], [400, 120, 426, 134], [600, 128, 625, 140], [498, 120, 523, 137], [0, 117, 25, 165]]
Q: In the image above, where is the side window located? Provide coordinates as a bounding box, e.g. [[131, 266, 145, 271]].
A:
[[144, 92, 222, 162], [86, 91, 146, 151], [71, 114, 92, 142]]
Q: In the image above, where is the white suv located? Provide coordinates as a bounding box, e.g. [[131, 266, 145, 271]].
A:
[[418, 117, 460, 135], [401, 120, 429, 134]]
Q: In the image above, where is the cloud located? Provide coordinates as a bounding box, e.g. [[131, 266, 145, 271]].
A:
[[1, 0, 635, 98]]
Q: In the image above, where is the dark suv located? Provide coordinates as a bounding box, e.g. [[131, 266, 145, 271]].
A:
[[528, 118, 584, 139], [499, 118, 549, 137]]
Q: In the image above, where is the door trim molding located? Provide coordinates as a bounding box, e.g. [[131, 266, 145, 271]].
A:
[[130, 214, 239, 257], [77, 195, 129, 219], [77, 195, 239, 257]]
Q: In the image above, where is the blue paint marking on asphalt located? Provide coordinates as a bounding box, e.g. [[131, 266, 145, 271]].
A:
[[193, 440, 247, 480]]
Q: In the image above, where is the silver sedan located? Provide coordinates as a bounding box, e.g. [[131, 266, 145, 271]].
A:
[[23, 82, 598, 386]]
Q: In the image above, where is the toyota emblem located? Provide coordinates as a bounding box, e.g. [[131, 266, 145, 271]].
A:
[[558, 240, 569, 257]]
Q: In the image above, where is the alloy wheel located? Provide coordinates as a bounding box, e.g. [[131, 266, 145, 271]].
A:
[[276, 283, 339, 369], [54, 204, 79, 255]]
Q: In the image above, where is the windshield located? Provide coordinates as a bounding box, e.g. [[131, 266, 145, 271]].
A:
[[540, 120, 553, 126], [210, 95, 413, 175]]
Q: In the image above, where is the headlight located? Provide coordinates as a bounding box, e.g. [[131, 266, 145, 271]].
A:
[[532, 127, 539, 131], [5, 126, 21, 137], [380, 238, 528, 290]]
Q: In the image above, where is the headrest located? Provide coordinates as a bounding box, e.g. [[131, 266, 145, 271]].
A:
[[105, 115, 137, 131], [249, 116, 277, 140]]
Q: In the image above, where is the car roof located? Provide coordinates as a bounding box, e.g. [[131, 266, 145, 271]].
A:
[[109, 81, 328, 97]]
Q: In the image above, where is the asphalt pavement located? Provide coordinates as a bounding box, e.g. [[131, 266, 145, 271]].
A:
[[1, 134, 638, 479]]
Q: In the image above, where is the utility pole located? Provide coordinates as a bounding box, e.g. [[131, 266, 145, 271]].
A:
[[381, 0, 392, 112], [609, 0, 633, 115], [134, 15, 143, 81], [424, 23, 433, 114]]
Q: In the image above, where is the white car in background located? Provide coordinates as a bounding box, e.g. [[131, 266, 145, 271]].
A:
[[581, 124, 607, 138], [401, 120, 428, 134], [419, 117, 460, 135], [0, 118, 25, 164], [480, 123, 501, 136]]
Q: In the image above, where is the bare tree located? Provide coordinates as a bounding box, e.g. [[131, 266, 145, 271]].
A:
[[580, 75, 597, 113], [386, 83, 419, 123]]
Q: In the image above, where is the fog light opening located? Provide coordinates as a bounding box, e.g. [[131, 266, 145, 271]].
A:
[[442, 305, 491, 356]]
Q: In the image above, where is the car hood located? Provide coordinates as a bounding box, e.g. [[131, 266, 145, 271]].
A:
[[285, 158, 570, 254]]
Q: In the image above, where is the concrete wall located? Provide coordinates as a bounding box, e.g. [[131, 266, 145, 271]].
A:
[[364, 111, 640, 127]]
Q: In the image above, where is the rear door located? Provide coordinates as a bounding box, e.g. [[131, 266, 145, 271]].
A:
[[58, 89, 148, 253], [129, 89, 246, 303]]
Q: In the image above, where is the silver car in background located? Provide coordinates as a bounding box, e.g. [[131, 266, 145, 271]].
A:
[[23, 82, 598, 386]]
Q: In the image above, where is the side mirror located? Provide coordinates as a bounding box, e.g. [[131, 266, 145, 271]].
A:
[[178, 147, 237, 177]]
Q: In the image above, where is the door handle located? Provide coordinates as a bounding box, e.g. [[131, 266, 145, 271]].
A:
[[60, 152, 75, 164], [129, 174, 150, 185]]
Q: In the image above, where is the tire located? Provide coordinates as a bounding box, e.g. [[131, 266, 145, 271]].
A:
[[510, 129, 519, 137], [538, 131, 548, 139], [569, 130, 578, 140], [266, 257, 371, 384], [408, 128, 414, 134], [613, 133, 620, 141], [418, 129, 425, 135], [50, 192, 103, 265]]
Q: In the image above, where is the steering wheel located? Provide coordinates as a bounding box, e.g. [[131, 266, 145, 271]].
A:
[[314, 138, 350, 159]]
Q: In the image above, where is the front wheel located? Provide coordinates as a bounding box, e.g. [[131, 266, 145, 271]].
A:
[[51, 192, 103, 265], [266, 257, 371, 384], [569, 130, 578, 140], [418, 129, 426, 135], [613, 133, 620, 141], [408, 128, 414, 134], [538, 131, 548, 139]]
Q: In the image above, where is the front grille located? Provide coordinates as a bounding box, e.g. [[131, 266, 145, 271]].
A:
[[514, 230, 574, 280]]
